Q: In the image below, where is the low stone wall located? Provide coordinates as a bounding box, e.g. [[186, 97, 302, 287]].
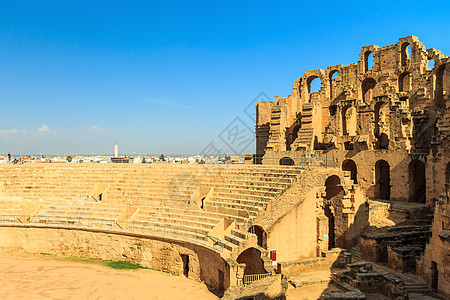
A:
[[278, 249, 351, 275], [0, 225, 230, 293]]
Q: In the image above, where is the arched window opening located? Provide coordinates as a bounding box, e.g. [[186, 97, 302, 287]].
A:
[[236, 248, 266, 276], [375, 160, 390, 200], [325, 175, 343, 200], [408, 160, 426, 203], [365, 51, 374, 72], [362, 78, 377, 103], [341, 105, 357, 136], [401, 43, 411, 66], [286, 124, 301, 151], [308, 76, 322, 93], [428, 59, 435, 70], [398, 72, 411, 92], [279, 157, 294, 166], [248, 225, 267, 248], [329, 70, 339, 100], [342, 159, 358, 184], [435, 63, 447, 108]]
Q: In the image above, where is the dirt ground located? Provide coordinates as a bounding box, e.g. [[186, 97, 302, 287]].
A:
[[0, 254, 218, 300]]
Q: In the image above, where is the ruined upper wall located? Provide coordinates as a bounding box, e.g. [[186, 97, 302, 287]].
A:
[[256, 36, 449, 155]]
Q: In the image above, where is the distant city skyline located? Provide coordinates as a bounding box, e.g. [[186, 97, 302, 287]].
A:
[[0, 1, 449, 155]]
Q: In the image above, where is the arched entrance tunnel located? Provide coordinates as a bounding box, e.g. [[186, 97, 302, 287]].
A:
[[236, 247, 266, 276]]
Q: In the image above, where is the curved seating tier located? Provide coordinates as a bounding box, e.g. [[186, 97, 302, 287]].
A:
[[0, 164, 303, 251]]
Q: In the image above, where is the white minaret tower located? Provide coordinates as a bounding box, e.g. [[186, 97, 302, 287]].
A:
[[114, 143, 118, 158]]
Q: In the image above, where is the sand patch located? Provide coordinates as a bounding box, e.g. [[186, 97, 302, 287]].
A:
[[0, 253, 218, 300]]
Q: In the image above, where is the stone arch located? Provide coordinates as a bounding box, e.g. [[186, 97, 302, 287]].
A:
[[236, 247, 266, 276], [364, 51, 373, 72], [362, 78, 377, 102], [435, 63, 447, 108], [341, 105, 356, 136], [408, 159, 426, 203], [279, 157, 294, 166], [398, 72, 411, 92], [375, 160, 390, 200], [401, 42, 411, 66], [329, 70, 339, 99], [248, 225, 267, 248], [342, 159, 357, 184], [307, 75, 322, 93]]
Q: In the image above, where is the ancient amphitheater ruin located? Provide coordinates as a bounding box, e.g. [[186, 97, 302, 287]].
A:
[[0, 36, 448, 299]]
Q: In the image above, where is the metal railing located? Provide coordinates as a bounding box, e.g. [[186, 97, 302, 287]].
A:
[[0, 214, 224, 252], [243, 273, 272, 285]]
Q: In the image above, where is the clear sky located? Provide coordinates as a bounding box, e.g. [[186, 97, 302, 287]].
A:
[[0, 1, 449, 155]]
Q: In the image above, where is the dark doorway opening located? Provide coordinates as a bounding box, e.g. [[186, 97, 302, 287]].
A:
[[279, 157, 294, 166], [446, 162, 450, 184], [181, 254, 189, 277], [408, 160, 426, 203], [324, 205, 335, 250], [431, 261, 438, 291], [324, 175, 342, 250], [342, 159, 358, 184], [375, 160, 390, 200]]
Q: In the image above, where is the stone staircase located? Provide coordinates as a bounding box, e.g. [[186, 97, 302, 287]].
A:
[[362, 201, 434, 273]]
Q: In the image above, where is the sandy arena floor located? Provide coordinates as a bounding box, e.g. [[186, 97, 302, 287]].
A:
[[0, 254, 218, 300]]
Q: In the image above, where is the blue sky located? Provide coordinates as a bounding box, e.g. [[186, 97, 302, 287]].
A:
[[0, 1, 449, 155]]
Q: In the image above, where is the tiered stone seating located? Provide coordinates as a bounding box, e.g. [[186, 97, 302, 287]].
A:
[[0, 164, 303, 251]]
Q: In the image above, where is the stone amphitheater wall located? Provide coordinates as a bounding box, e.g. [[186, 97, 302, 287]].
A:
[[0, 225, 230, 293]]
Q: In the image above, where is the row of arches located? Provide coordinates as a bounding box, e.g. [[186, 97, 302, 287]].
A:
[[363, 41, 411, 73], [341, 158, 427, 203], [307, 71, 340, 94]]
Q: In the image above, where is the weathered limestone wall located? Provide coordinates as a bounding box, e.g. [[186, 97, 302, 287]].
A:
[[0, 226, 230, 292], [256, 35, 449, 210], [266, 187, 319, 261], [252, 168, 370, 261]]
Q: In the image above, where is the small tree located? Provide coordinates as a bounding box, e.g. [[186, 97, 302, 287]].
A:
[[159, 154, 165, 161], [66, 156, 73, 163], [142, 157, 146, 163]]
